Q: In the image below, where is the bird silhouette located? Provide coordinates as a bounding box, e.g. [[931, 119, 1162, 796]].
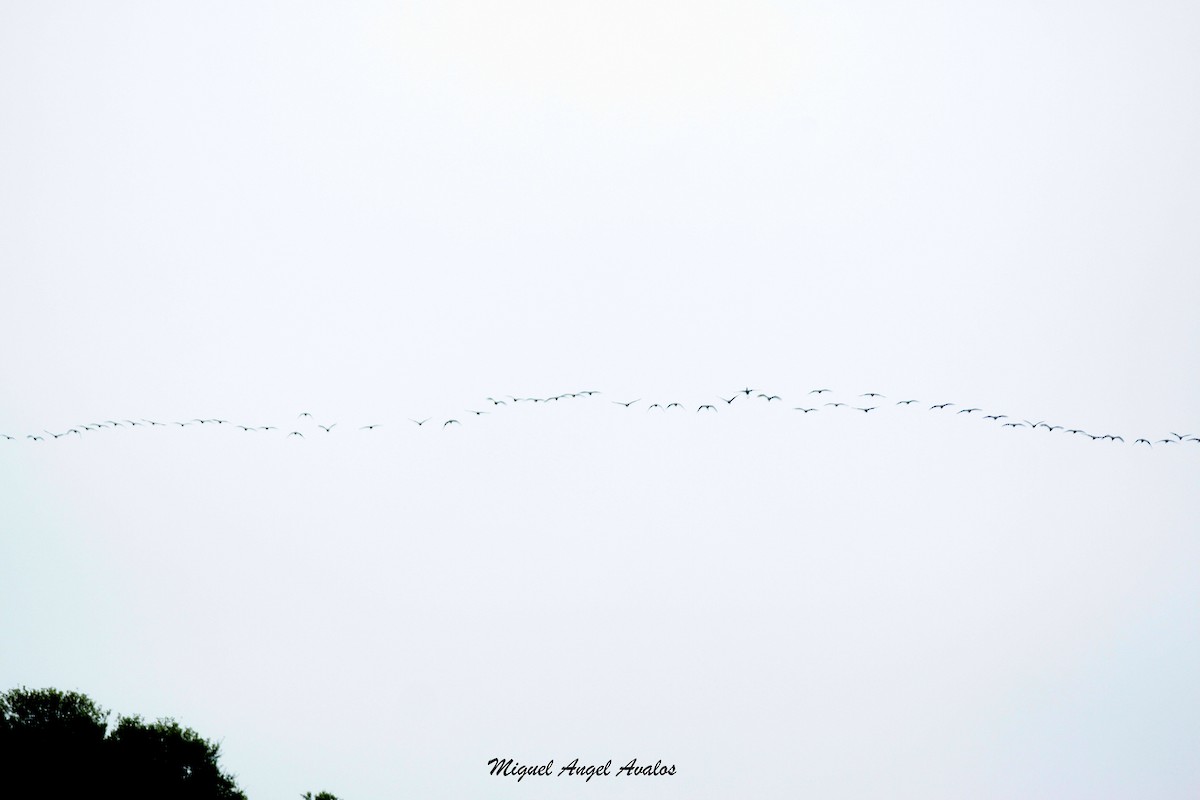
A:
[[612, 399, 640, 407], [697, 405, 717, 412], [410, 419, 430, 426], [793, 408, 818, 413], [443, 419, 461, 427], [318, 424, 336, 432]]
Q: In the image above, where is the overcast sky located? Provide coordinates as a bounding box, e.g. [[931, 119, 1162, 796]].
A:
[[2, 2, 1198, 798]]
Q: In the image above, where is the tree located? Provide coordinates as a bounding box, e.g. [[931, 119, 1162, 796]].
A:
[[0, 686, 246, 799]]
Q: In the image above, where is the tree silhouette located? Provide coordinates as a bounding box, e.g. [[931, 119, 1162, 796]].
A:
[[0, 686, 246, 799]]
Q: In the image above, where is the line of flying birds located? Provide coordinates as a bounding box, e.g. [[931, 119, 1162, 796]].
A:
[[4, 387, 1197, 450]]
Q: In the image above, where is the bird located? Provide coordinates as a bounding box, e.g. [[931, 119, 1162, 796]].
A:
[[410, 419, 431, 426], [983, 414, 1007, 420], [854, 407, 877, 413], [1001, 422, 1026, 428], [317, 424, 336, 432], [697, 405, 717, 412], [666, 403, 683, 409], [27, 435, 43, 441], [1023, 420, 1044, 428], [1065, 429, 1086, 435], [486, 397, 507, 405], [719, 396, 737, 404], [1134, 438, 1152, 447], [360, 424, 381, 430], [578, 390, 601, 396], [809, 389, 831, 394], [757, 394, 781, 401], [287, 431, 304, 438], [861, 392, 885, 398], [793, 408, 818, 413], [1170, 432, 1192, 440], [897, 399, 919, 405], [443, 419, 461, 427], [1, 434, 14, 440], [739, 387, 755, 396], [825, 402, 846, 408], [467, 410, 488, 416], [612, 399, 640, 407], [298, 412, 312, 419], [647, 404, 663, 411], [958, 408, 982, 414], [931, 403, 954, 410]]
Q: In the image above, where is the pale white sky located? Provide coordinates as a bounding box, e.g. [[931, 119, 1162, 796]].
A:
[[1, 2, 1198, 798]]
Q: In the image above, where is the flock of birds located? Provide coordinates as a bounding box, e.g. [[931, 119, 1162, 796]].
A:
[[4, 386, 1198, 452]]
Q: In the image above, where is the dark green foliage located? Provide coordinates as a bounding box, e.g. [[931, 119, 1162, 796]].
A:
[[0, 686, 246, 800], [302, 793, 342, 800]]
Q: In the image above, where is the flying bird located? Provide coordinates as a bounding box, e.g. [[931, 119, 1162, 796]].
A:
[[287, 431, 304, 438], [825, 402, 847, 408], [793, 408, 818, 413], [854, 407, 877, 413], [697, 405, 717, 412], [612, 399, 640, 407], [931, 403, 954, 410], [443, 419, 461, 427], [809, 389, 831, 394], [360, 424, 381, 430], [410, 419, 431, 426], [317, 424, 336, 432], [757, 394, 781, 401], [861, 393, 885, 398], [897, 400, 919, 405], [958, 408, 982, 414], [720, 396, 737, 404]]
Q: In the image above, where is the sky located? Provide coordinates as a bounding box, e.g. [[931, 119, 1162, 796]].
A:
[[1, 1, 1198, 798]]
